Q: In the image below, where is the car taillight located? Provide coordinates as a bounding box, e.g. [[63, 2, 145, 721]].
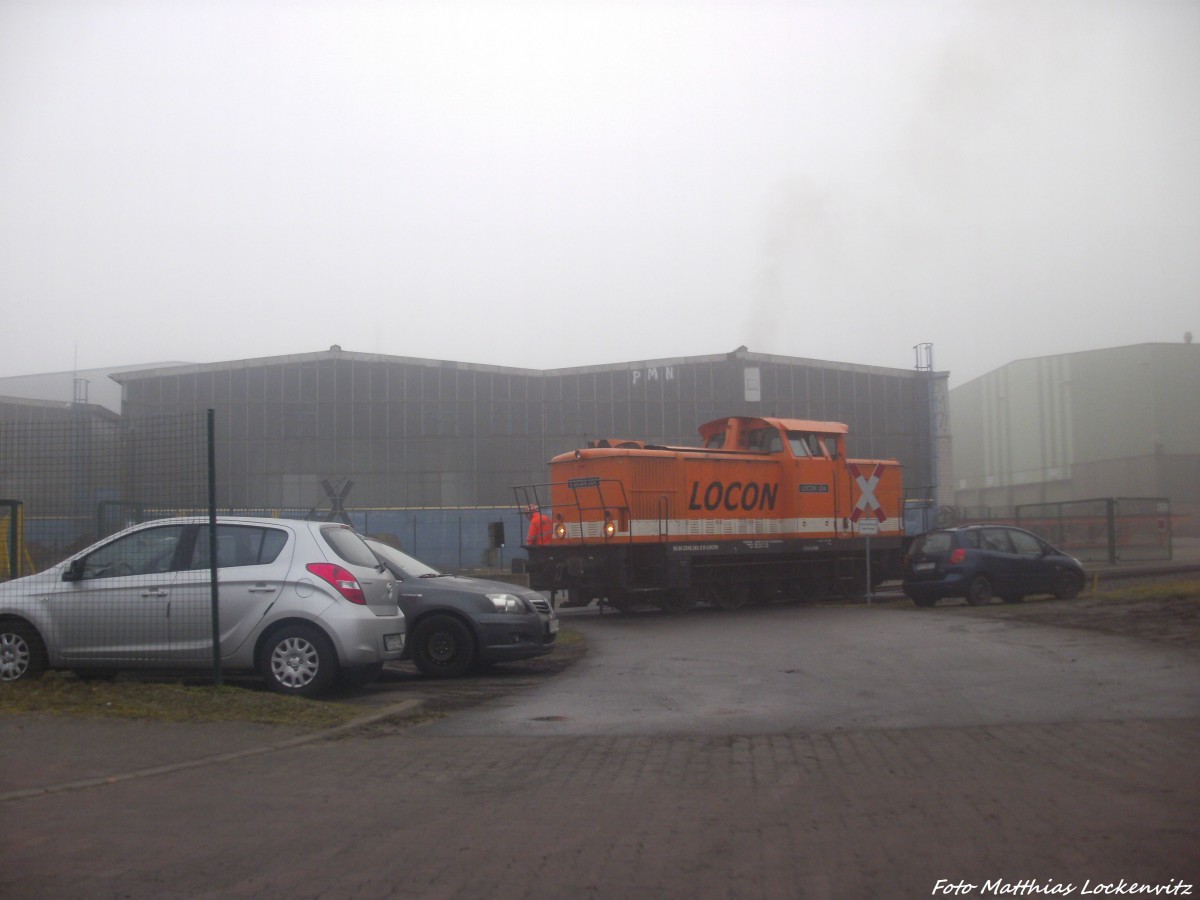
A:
[[306, 563, 367, 605], [949, 548, 967, 565]]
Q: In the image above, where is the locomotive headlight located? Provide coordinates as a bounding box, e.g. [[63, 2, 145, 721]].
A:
[[554, 517, 566, 539], [603, 512, 616, 537]]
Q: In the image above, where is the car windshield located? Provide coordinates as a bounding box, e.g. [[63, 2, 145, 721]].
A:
[[365, 540, 443, 579]]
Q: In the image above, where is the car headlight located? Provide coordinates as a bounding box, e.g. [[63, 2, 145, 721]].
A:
[[487, 593, 525, 614]]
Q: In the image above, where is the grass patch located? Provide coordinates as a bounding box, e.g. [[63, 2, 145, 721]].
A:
[[0, 672, 366, 729], [1090, 577, 1200, 603], [0, 628, 589, 726], [552, 628, 585, 650]]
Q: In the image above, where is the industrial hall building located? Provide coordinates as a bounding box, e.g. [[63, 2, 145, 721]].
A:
[[101, 346, 948, 515], [949, 341, 1199, 537]]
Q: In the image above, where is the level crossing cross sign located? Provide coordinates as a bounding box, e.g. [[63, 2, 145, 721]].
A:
[[848, 463, 887, 524]]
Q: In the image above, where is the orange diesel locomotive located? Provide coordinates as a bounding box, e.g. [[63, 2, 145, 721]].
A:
[[514, 415, 904, 612]]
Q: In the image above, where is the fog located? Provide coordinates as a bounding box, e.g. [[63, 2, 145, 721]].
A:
[[2, 0, 1197, 387]]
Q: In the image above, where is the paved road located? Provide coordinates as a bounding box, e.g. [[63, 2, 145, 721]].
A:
[[2, 604, 1198, 899], [423, 604, 1200, 736]]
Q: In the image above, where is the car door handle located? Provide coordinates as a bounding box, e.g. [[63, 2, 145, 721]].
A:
[[248, 585, 277, 593], [141, 589, 169, 598]]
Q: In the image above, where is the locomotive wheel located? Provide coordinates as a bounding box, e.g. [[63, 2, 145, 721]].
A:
[[837, 570, 869, 600], [761, 580, 790, 605], [656, 590, 694, 614], [603, 591, 637, 614], [564, 588, 592, 609], [792, 568, 835, 603], [714, 585, 749, 611]]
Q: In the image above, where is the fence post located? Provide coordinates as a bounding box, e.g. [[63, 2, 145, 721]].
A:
[[207, 409, 222, 687], [2, 500, 19, 580], [1105, 498, 1117, 565]]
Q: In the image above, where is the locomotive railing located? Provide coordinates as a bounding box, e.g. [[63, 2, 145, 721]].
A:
[[513, 478, 635, 545]]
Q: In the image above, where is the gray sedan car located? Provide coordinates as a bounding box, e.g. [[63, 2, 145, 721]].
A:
[[0, 517, 406, 696], [365, 538, 557, 678]]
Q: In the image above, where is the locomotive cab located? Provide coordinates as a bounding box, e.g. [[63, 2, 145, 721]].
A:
[[699, 416, 843, 461]]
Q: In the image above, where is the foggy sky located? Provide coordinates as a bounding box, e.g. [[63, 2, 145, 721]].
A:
[[2, 0, 1197, 388]]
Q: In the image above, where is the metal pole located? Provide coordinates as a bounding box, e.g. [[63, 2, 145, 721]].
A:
[[207, 409, 221, 686], [1106, 498, 1117, 565], [866, 535, 873, 604]]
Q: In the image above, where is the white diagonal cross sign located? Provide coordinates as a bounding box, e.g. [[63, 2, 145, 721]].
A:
[[849, 463, 886, 523]]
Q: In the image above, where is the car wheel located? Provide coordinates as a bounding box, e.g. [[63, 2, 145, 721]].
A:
[[261, 624, 338, 697], [0, 622, 47, 683], [411, 615, 476, 679], [1000, 594, 1024, 605], [966, 575, 993, 606], [1054, 570, 1083, 600]]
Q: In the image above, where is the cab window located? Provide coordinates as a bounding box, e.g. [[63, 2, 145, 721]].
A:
[[746, 428, 783, 453], [787, 432, 833, 458], [787, 432, 812, 457]]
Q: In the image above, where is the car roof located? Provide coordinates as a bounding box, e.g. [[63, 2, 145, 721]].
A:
[[121, 515, 317, 529]]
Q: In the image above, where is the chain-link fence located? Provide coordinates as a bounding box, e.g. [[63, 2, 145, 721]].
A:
[[1, 410, 213, 575], [0, 410, 217, 674], [896, 496, 1175, 565], [1015, 498, 1173, 564]]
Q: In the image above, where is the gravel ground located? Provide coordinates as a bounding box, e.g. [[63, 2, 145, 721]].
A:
[[951, 590, 1200, 648]]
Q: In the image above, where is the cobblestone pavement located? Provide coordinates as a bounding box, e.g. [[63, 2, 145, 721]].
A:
[[1, 718, 1197, 898]]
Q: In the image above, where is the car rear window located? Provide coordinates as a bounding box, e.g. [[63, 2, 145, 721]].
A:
[[321, 526, 379, 568], [914, 532, 954, 554]]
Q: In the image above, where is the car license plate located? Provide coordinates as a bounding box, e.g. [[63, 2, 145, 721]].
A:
[[913, 562, 936, 572], [384, 633, 405, 652], [549, 619, 559, 635]]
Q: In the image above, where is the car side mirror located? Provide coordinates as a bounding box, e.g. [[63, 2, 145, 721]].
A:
[[62, 558, 85, 582]]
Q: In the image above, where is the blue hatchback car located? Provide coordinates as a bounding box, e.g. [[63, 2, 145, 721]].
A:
[[902, 524, 1086, 607]]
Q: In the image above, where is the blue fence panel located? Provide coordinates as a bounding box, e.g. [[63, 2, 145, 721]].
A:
[[352, 508, 527, 572]]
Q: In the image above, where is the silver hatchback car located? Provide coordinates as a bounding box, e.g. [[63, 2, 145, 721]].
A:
[[0, 516, 405, 697]]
